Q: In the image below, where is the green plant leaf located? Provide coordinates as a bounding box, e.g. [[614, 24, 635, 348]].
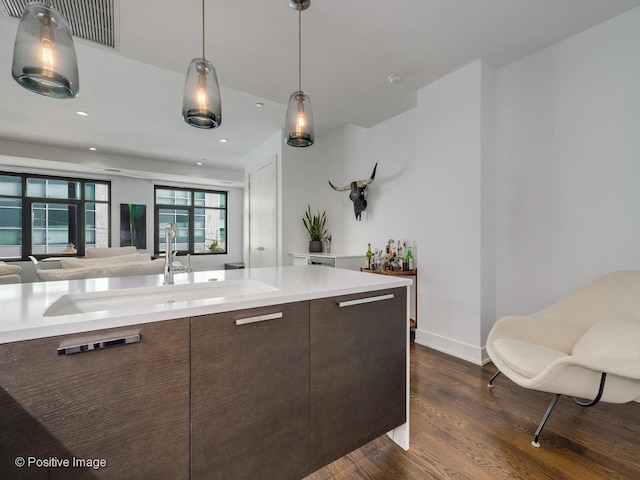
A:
[[302, 205, 327, 241]]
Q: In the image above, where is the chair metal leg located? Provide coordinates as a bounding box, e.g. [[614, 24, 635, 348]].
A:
[[569, 372, 607, 407], [532, 393, 561, 448], [493, 371, 607, 447], [487, 370, 501, 388]]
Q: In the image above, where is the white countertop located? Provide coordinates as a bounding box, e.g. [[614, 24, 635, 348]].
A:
[[0, 265, 411, 344], [289, 252, 364, 258]]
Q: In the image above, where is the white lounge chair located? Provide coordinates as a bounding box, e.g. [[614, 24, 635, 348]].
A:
[[486, 270, 640, 447]]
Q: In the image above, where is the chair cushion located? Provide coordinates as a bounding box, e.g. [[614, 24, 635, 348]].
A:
[[0, 261, 22, 276], [572, 316, 640, 359], [492, 339, 567, 379]]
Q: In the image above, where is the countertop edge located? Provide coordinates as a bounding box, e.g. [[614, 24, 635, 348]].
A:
[[1, 266, 411, 344]]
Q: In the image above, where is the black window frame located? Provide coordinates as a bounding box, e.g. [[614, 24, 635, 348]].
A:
[[153, 185, 228, 255], [0, 171, 112, 261]]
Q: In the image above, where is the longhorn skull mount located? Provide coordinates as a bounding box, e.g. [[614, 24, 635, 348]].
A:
[[328, 163, 378, 221]]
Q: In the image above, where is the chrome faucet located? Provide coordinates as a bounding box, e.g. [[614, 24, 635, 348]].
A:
[[164, 223, 178, 285], [164, 223, 192, 285]]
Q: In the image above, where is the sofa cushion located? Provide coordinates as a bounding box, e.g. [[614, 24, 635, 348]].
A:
[[0, 261, 22, 276], [572, 316, 640, 359], [492, 339, 567, 379], [0, 274, 21, 284], [37, 260, 164, 281], [60, 252, 151, 268], [85, 246, 137, 258]]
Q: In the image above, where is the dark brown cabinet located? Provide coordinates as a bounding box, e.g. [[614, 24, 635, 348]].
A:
[[0, 319, 190, 480], [309, 287, 407, 471], [0, 287, 408, 479], [190, 301, 310, 480]]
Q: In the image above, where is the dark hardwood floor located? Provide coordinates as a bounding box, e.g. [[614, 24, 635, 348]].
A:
[[306, 343, 640, 480]]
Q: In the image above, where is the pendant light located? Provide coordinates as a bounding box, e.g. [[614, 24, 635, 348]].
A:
[[11, 0, 79, 99], [182, 0, 222, 129], [285, 0, 314, 147]]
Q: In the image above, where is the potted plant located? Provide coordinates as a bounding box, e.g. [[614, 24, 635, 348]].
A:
[[207, 230, 225, 253], [303, 205, 327, 253]]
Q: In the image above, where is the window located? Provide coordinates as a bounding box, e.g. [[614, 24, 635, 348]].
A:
[[154, 186, 227, 255], [0, 173, 111, 260]]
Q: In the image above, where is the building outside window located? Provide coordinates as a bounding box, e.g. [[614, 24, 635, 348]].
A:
[[0, 173, 110, 260], [154, 186, 227, 255]]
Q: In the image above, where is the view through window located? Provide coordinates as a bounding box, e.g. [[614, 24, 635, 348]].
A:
[[154, 186, 227, 255], [0, 173, 110, 259]]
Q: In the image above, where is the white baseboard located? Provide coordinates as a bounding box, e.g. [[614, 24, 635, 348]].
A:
[[414, 329, 489, 366]]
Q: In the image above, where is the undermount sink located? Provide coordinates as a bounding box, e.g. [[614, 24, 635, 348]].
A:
[[43, 279, 278, 317]]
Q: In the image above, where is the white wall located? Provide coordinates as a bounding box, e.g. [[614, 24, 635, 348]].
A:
[[406, 8, 640, 364], [278, 115, 418, 262], [495, 7, 640, 318], [480, 63, 498, 351], [414, 60, 496, 364], [268, 115, 418, 322], [110, 176, 154, 250]]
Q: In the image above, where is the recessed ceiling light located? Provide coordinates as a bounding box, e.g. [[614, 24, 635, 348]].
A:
[[388, 74, 404, 85], [255, 102, 264, 108], [76, 111, 88, 116], [89, 147, 97, 151], [197, 161, 203, 166], [219, 138, 227, 143]]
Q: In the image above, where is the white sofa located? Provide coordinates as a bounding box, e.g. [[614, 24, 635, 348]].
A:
[[84, 246, 138, 258], [0, 261, 22, 284], [486, 270, 640, 446], [30, 249, 164, 281]]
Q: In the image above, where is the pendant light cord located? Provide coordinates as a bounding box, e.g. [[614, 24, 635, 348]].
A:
[[298, 8, 302, 92], [202, 0, 206, 60]]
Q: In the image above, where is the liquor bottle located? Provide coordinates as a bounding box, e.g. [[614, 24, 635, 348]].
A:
[[406, 247, 414, 271], [366, 243, 372, 270]]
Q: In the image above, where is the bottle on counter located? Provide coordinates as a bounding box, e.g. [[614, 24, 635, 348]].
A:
[[366, 243, 372, 270], [406, 247, 414, 271]]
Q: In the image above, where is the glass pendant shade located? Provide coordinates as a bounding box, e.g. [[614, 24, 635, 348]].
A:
[[285, 90, 314, 147], [285, 1, 314, 147], [182, 58, 222, 129], [11, 2, 79, 99]]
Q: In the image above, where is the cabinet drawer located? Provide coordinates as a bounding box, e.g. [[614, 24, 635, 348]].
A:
[[310, 287, 407, 471], [0, 319, 190, 480], [191, 301, 310, 480]]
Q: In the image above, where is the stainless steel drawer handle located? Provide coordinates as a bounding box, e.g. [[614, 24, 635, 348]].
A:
[[338, 293, 395, 308], [235, 312, 283, 326], [57, 334, 141, 355]]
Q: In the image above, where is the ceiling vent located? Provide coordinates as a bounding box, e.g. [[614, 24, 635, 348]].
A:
[[1, 0, 118, 49]]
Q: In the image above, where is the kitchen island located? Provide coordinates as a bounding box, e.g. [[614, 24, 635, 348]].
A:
[[0, 265, 410, 480]]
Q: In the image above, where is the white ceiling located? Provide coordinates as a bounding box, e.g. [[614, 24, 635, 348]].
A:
[[1, 0, 640, 174]]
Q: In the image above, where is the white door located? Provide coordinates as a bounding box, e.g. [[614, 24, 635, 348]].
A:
[[249, 161, 277, 268]]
